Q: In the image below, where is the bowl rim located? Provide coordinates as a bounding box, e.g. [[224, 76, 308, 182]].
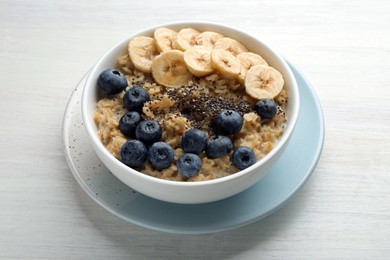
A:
[[82, 21, 300, 188]]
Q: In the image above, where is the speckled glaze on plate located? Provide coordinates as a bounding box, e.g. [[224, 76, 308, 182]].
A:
[[62, 61, 324, 234]]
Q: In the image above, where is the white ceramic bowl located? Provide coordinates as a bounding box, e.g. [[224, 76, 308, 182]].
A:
[[82, 22, 300, 204]]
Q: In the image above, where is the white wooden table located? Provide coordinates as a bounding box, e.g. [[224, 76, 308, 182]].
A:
[[1, 0, 389, 259]]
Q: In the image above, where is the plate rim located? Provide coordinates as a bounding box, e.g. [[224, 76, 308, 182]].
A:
[[62, 60, 325, 234], [232, 60, 325, 231]]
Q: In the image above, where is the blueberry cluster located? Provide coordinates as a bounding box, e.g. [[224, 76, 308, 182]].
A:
[[98, 70, 174, 171], [177, 109, 258, 178], [97, 69, 279, 180], [119, 84, 172, 170]]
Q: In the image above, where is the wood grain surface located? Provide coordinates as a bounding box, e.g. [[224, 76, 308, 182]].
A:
[[1, 0, 389, 259]]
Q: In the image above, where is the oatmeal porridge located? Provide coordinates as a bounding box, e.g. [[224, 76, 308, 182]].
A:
[[93, 27, 288, 182]]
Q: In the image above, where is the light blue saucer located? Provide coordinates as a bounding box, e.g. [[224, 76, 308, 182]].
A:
[[63, 61, 324, 234]]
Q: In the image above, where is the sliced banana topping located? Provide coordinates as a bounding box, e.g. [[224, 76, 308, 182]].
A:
[[152, 50, 193, 88], [196, 31, 224, 49], [211, 49, 241, 79], [127, 27, 285, 100], [214, 37, 248, 56], [172, 28, 200, 51], [183, 46, 214, 77], [128, 36, 159, 73], [244, 64, 284, 100], [237, 52, 268, 84], [154, 27, 177, 52]]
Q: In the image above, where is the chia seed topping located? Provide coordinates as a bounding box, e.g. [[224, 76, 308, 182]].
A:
[[166, 85, 253, 135]]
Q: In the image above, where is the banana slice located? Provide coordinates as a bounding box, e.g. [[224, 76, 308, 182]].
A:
[[244, 65, 284, 99], [211, 49, 241, 79], [183, 46, 214, 77], [172, 28, 200, 51], [152, 50, 193, 88], [196, 31, 224, 49], [154, 27, 177, 52], [128, 36, 159, 73], [214, 37, 248, 56], [237, 52, 268, 84]]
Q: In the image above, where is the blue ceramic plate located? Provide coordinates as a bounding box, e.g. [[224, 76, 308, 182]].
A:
[[63, 61, 324, 234]]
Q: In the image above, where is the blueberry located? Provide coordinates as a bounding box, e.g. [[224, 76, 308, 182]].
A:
[[135, 120, 162, 144], [120, 140, 148, 169], [214, 110, 243, 135], [119, 111, 142, 137], [177, 153, 202, 178], [123, 85, 150, 112], [205, 135, 233, 159], [231, 146, 256, 170], [148, 142, 174, 170], [254, 99, 277, 120], [181, 129, 207, 155], [97, 69, 127, 95]]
